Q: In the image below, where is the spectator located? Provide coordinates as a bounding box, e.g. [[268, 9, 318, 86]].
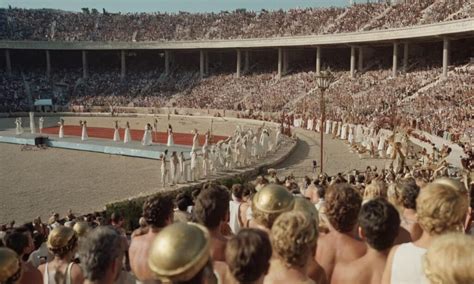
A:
[[399, 179, 422, 241], [128, 194, 174, 282], [315, 183, 366, 282], [78, 226, 125, 284], [382, 178, 470, 284], [193, 184, 230, 262], [0, 247, 22, 284], [225, 228, 272, 284], [332, 198, 400, 284]]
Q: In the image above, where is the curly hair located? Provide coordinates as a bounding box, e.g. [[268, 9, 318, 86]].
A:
[[400, 179, 420, 210], [271, 211, 317, 268], [193, 185, 230, 229], [225, 229, 272, 283], [417, 182, 469, 235], [143, 194, 174, 228], [325, 183, 362, 233], [251, 202, 285, 229], [359, 198, 400, 251]]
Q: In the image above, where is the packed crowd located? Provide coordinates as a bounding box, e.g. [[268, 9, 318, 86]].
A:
[[1, 161, 473, 283], [0, 0, 471, 41]]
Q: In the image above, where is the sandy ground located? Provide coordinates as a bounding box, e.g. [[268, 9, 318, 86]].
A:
[[1, 115, 392, 224]]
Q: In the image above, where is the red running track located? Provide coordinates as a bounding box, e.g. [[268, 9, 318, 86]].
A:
[[41, 126, 227, 146]]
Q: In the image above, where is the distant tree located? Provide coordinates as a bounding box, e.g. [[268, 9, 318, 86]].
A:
[[91, 8, 99, 14], [81, 8, 90, 14]]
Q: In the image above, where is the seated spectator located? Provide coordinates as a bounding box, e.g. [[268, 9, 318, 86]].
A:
[[423, 233, 474, 284], [248, 184, 295, 234], [332, 198, 400, 284], [129, 194, 174, 282], [316, 183, 366, 282], [4, 227, 43, 284], [0, 247, 22, 284], [193, 184, 231, 262], [78, 226, 125, 284], [399, 179, 422, 241], [148, 222, 217, 284], [382, 178, 470, 284], [225, 228, 272, 284], [38, 226, 84, 284], [264, 211, 318, 284]]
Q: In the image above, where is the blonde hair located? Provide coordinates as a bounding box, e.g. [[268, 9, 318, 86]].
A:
[[417, 181, 469, 235], [423, 233, 474, 284], [363, 180, 387, 201], [387, 183, 403, 211], [271, 211, 318, 268]]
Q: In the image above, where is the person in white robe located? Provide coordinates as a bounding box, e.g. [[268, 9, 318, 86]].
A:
[[113, 121, 120, 142], [15, 118, 24, 135], [167, 124, 174, 147], [336, 121, 342, 137], [191, 129, 199, 152], [142, 123, 152, 146], [58, 119, 64, 138], [190, 150, 199, 181], [124, 121, 131, 144], [260, 129, 269, 156], [39, 117, 44, 134], [81, 121, 88, 141], [348, 125, 354, 145], [169, 151, 178, 186], [178, 152, 185, 183], [153, 118, 158, 142], [160, 151, 168, 187], [29, 112, 36, 134], [341, 123, 348, 140], [377, 134, 386, 158], [325, 120, 331, 134], [202, 146, 210, 178]]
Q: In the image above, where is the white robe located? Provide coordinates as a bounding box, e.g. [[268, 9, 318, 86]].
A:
[[341, 124, 348, 140], [81, 125, 88, 141], [167, 130, 174, 147], [59, 124, 64, 138], [191, 134, 199, 152], [124, 127, 131, 143], [15, 120, 24, 135], [325, 120, 331, 134], [39, 118, 44, 134], [113, 128, 120, 142], [142, 127, 152, 146]]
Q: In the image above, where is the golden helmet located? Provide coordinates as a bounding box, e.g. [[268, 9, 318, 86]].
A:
[[148, 222, 210, 282], [0, 248, 21, 283], [293, 196, 319, 226], [47, 226, 77, 253], [72, 222, 90, 238], [253, 184, 295, 214]]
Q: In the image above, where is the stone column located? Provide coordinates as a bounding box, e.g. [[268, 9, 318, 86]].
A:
[[392, 42, 398, 78], [283, 49, 288, 75], [45, 50, 51, 78], [236, 49, 242, 78], [244, 50, 249, 73], [350, 46, 356, 78], [442, 37, 449, 78], [205, 51, 209, 76], [402, 43, 408, 73], [200, 50, 204, 79], [278, 48, 283, 78], [82, 50, 88, 79], [316, 46, 321, 75], [5, 49, 12, 76], [121, 50, 126, 80], [164, 50, 170, 76], [358, 47, 363, 72]]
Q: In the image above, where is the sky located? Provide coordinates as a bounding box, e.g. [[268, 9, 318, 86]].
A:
[[1, 0, 350, 13]]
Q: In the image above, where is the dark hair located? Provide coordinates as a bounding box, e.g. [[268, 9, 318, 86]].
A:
[[325, 183, 362, 233], [225, 229, 272, 283], [317, 186, 326, 199], [79, 226, 123, 281], [110, 212, 123, 224], [143, 195, 174, 228], [400, 179, 420, 210], [359, 198, 400, 251], [4, 228, 30, 256], [193, 185, 230, 229], [176, 194, 192, 211], [232, 184, 244, 199]]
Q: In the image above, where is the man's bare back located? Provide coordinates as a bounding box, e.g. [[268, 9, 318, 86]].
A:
[[331, 251, 387, 284], [316, 231, 366, 282], [129, 230, 160, 282]]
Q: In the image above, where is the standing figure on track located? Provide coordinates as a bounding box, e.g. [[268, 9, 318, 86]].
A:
[[153, 118, 158, 142], [160, 150, 169, 187], [142, 123, 152, 146], [167, 124, 174, 147], [260, 129, 269, 157], [170, 151, 178, 186], [178, 151, 185, 183], [29, 112, 36, 134], [113, 120, 120, 142], [58, 118, 64, 138], [15, 117, 24, 135], [203, 130, 210, 149], [190, 150, 199, 182], [39, 117, 44, 134], [191, 129, 199, 152], [81, 120, 88, 141], [124, 121, 131, 144], [202, 145, 210, 178]]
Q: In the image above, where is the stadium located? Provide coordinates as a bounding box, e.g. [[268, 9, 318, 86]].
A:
[[0, 1, 473, 283]]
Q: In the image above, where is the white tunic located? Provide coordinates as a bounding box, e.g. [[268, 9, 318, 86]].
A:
[[81, 125, 88, 141], [124, 127, 131, 143], [142, 127, 152, 146], [59, 124, 64, 138], [390, 243, 428, 284], [113, 127, 120, 142], [167, 129, 174, 146]]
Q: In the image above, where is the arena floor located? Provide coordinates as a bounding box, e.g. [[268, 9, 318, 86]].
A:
[[0, 115, 391, 224]]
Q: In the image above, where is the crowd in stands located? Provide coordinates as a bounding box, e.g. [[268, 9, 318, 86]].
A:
[[0, 0, 471, 41], [1, 162, 473, 283]]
